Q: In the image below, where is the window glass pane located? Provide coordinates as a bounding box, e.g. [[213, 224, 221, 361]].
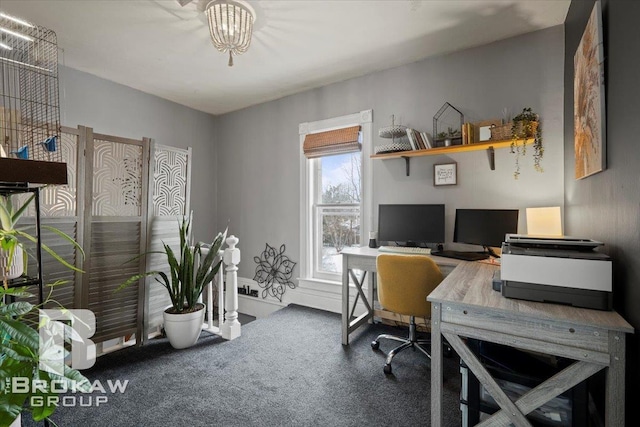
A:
[[319, 206, 360, 274], [320, 152, 361, 204]]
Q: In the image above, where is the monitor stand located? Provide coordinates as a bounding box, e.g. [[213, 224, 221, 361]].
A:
[[483, 246, 500, 258]]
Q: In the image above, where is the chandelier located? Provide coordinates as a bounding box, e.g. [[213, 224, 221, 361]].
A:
[[205, 0, 255, 67]]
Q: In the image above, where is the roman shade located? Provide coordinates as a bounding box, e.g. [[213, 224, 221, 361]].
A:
[[303, 125, 361, 158]]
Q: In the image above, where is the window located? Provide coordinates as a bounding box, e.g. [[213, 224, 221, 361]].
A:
[[314, 152, 361, 278], [300, 110, 372, 284]]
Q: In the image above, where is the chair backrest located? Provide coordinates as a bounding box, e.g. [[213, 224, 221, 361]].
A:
[[376, 254, 444, 318]]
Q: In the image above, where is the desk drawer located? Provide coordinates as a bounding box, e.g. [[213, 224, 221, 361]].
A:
[[346, 255, 376, 271], [440, 305, 609, 354]]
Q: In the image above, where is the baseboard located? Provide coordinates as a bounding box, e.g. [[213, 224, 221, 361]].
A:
[[237, 276, 371, 318], [237, 277, 286, 318]]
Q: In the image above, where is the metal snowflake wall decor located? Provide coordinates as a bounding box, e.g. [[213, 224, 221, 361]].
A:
[[253, 243, 297, 302]]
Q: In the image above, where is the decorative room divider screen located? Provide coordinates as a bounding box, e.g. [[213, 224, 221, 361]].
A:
[[83, 128, 151, 344], [20, 125, 194, 348], [145, 144, 192, 341]]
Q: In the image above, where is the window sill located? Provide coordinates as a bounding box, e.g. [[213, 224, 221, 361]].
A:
[[297, 277, 341, 290], [297, 277, 370, 293]]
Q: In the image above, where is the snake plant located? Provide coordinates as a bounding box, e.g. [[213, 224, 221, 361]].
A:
[[119, 214, 227, 314]]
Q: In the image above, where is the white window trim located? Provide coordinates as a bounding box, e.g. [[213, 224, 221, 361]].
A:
[[299, 109, 373, 284]]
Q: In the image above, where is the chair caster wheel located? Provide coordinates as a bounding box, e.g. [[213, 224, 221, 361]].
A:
[[371, 341, 380, 350], [383, 364, 392, 375]]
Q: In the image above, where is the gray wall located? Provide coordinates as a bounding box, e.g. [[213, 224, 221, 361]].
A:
[[59, 66, 218, 241], [216, 26, 565, 278], [564, 1, 639, 423]]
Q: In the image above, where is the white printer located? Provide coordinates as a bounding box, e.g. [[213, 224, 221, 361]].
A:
[[500, 234, 612, 310]]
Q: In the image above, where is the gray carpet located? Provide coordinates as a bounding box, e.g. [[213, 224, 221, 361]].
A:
[[25, 305, 462, 426]]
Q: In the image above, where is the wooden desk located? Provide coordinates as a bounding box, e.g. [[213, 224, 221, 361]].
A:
[[340, 247, 460, 345], [428, 261, 634, 427]]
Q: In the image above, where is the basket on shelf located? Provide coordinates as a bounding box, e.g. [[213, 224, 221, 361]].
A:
[[490, 121, 539, 141], [490, 123, 510, 140], [378, 125, 407, 139], [374, 141, 412, 155]]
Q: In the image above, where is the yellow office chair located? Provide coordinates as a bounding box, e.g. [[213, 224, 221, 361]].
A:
[[371, 254, 444, 375]]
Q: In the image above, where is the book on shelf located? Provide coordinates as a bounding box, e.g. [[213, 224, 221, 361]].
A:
[[462, 123, 476, 145], [420, 131, 432, 149], [414, 130, 426, 150], [411, 128, 425, 150], [406, 128, 418, 150]]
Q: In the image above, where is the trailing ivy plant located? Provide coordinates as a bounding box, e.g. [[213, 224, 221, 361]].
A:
[[510, 107, 543, 179]]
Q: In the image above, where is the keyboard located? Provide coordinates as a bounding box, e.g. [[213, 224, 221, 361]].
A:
[[378, 246, 431, 255], [431, 250, 489, 261]]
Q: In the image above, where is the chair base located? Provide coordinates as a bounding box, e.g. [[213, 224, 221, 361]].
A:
[[371, 316, 430, 375]]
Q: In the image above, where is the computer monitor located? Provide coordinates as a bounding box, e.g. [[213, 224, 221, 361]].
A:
[[454, 209, 519, 255], [378, 204, 445, 246]]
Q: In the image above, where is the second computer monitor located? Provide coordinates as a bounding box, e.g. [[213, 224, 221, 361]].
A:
[[454, 209, 519, 248], [378, 204, 445, 246]]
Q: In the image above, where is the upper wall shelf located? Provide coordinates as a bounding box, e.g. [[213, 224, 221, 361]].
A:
[[371, 137, 534, 176]]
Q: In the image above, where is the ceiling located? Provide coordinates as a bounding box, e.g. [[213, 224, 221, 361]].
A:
[[1, 0, 570, 116]]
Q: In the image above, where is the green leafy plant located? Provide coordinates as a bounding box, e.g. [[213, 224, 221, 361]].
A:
[[446, 127, 461, 137], [119, 214, 227, 314], [0, 286, 92, 425], [510, 107, 543, 179], [1, 193, 85, 285]]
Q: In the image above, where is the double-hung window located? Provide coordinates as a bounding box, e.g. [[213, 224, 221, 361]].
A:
[[300, 110, 372, 284], [314, 151, 361, 279]]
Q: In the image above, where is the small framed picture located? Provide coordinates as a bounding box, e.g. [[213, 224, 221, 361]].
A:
[[434, 162, 457, 186]]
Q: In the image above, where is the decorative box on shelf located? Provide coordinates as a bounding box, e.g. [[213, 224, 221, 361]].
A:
[[490, 121, 539, 141]]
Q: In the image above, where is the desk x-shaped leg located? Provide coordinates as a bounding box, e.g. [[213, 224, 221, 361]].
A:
[[443, 332, 606, 427], [342, 267, 374, 345]]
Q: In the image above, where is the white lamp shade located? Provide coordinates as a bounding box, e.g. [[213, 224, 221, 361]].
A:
[[526, 207, 562, 236]]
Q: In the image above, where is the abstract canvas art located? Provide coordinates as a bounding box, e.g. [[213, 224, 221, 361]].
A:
[[574, 1, 606, 179]]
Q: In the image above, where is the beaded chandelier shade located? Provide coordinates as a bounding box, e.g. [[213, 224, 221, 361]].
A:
[[205, 0, 255, 66]]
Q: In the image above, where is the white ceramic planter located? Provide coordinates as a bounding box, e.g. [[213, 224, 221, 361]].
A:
[[163, 303, 205, 349], [0, 245, 24, 280]]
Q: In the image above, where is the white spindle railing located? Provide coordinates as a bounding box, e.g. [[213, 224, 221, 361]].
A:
[[221, 235, 241, 340], [201, 235, 241, 340]]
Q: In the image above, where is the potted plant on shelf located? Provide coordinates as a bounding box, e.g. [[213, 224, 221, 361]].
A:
[[0, 286, 92, 426], [1, 193, 84, 285], [436, 128, 461, 147], [119, 214, 226, 349], [510, 107, 543, 179]]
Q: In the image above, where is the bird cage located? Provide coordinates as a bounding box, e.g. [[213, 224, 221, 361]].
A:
[[433, 102, 464, 147], [0, 11, 66, 184]]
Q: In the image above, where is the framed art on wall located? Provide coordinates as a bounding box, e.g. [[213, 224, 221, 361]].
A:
[[574, 0, 606, 180], [434, 162, 457, 186]]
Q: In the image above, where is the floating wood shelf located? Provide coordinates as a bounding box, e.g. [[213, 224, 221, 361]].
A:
[[371, 138, 534, 176]]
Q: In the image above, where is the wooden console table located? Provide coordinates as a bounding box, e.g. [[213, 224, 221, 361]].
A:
[[428, 262, 633, 426]]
